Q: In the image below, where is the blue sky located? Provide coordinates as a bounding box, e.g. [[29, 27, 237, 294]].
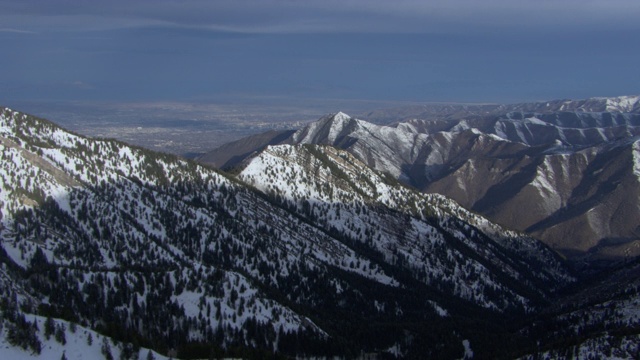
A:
[[1, 0, 639, 104]]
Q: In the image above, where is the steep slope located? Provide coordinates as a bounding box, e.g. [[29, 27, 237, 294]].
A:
[[421, 130, 640, 264], [239, 144, 572, 308], [407, 112, 640, 265], [514, 259, 640, 359], [199, 97, 640, 265], [237, 144, 577, 357], [0, 307, 171, 360], [0, 108, 334, 357], [0, 107, 575, 359]]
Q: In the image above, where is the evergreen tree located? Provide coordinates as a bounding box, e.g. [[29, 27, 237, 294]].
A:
[[6, 314, 42, 355], [120, 342, 138, 360], [44, 316, 55, 340], [55, 323, 67, 345], [101, 337, 114, 360], [29, 246, 49, 274]]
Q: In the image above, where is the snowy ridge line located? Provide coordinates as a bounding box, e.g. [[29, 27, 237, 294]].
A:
[[245, 108, 640, 261], [8, 105, 621, 358], [1, 107, 330, 351], [240, 143, 573, 311]]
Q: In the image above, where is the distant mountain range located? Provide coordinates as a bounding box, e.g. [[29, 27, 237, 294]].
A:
[[1, 100, 640, 359], [360, 95, 640, 124], [199, 95, 640, 268]]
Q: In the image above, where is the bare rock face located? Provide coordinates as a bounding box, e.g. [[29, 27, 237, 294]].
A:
[[199, 96, 640, 265]]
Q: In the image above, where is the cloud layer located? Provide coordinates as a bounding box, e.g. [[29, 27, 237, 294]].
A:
[[1, 1, 638, 104], [2, 0, 640, 34]]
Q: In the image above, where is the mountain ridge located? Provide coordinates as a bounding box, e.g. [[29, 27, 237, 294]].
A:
[[198, 96, 640, 266], [4, 104, 640, 358], [1, 106, 580, 358], [360, 95, 640, 124]]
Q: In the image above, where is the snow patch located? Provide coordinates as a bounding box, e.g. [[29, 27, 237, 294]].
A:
[[461, 339, 473, 359]]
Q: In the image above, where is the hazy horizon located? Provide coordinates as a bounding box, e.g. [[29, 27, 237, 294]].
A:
[[2, 0, 638, 154], [1, 0, 639, 108]]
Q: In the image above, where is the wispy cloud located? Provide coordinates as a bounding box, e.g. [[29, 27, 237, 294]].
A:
[[1, 0, 638, 103], [70, 81, 94, 90], [1, 0, 639, 34], [0, 28, 36, 34]]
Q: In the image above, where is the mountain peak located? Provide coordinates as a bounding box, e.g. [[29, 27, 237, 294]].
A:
[[550, 95, 640, 113], [199, 99, 640, 263], [316, 111, 352, 124], [292, 111, 360, 144], [332, 111, 351, 121], [603, 95, 640, 112]]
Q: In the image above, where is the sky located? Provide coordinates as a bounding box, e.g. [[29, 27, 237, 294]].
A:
[[1, 0, 639, 105]]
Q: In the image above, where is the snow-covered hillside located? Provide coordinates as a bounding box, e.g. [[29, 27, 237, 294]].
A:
[[201, 98, 640, 264], [291, 110, 640, 262], [3, 105, 637, 359], [0, 107, 578, 358], [0, 312, 170, 360], [0, 107, 333, 357], [240, 144, 573, 310]]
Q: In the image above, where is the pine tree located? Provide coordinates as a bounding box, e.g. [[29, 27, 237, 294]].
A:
[[120, 342, 137, 360], [44, 316, 55, 340], [6, 314, 42, 355], [55, 323, 67, 345], [101, 337, 114, 360]]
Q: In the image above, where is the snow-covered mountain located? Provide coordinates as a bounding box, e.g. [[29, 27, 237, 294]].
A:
[[515, 258, 640, 359], [0, 107, 583, 358], [199, 96, 640, 266], [360, 95, 640, 124], [0, 311, 171, 360], [239, 144, 572, 307], [521, 95, 640, 113], [4, 104, 640, 358], [0, 108, 330, 357]]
